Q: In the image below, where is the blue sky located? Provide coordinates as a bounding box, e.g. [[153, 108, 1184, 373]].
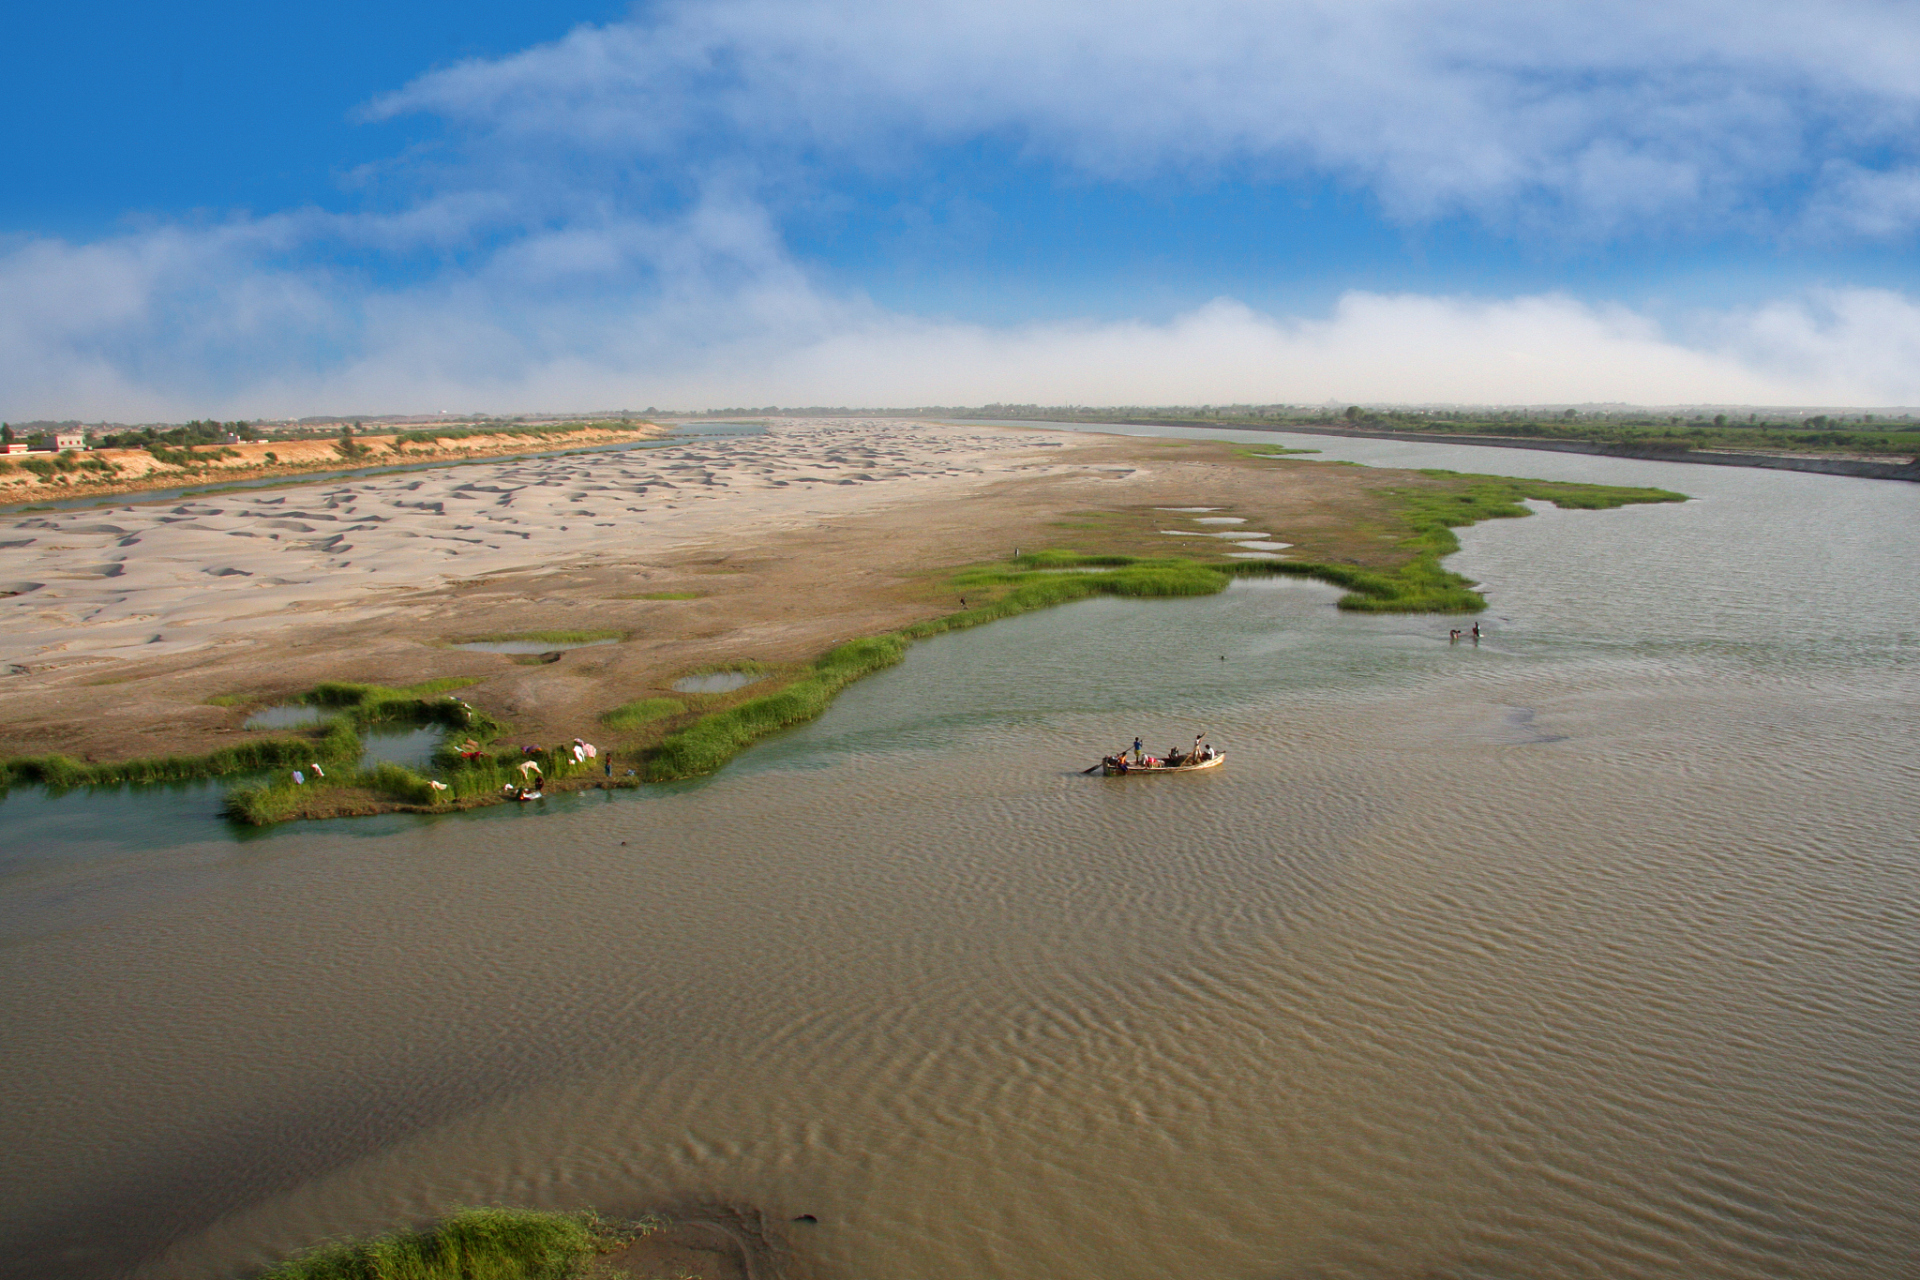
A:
[[6, 0, 1920, 417]]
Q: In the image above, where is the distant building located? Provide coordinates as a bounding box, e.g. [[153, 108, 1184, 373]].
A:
[[39, 430, 88, 451], [1, 442, 31, 454]]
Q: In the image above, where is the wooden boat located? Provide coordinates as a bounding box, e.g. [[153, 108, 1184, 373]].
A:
[[1100, 752, 1225, 776]]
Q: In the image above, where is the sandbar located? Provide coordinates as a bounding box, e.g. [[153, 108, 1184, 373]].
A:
[[0, 418, 1497, 764]]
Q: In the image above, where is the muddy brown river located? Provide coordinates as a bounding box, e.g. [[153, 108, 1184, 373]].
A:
[[2, 431, 1916, 1279]]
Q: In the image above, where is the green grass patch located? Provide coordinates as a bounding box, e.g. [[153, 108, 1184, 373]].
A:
[[1237, 445, 1321, 456], [222, 757, 441, 825], [600, 697, 685, 731], [204, 693, 251, 707], [632, 590, 704, 600], [1, 730, 360, 793], [302, 681, 502, 732], [214, 682, 513, 823], [257, 1206, 647, 1280]]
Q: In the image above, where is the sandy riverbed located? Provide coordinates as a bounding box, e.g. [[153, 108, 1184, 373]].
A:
[[0, 419, 1394, 763], [1, 420, 1090, 663]]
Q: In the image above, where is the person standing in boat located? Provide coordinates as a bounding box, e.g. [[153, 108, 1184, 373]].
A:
[[1132, 736, 1143, 763]]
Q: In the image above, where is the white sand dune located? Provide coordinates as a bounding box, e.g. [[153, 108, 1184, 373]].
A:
[[3, 420, 1096, 664]]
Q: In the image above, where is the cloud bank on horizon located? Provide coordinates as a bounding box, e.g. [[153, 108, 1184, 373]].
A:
[[7, 0, 1920, 418]]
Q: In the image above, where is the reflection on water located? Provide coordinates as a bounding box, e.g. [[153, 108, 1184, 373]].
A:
[[1, 439, 1916, 1280]]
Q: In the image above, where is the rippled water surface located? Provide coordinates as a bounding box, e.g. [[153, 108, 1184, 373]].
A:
[[2, 435, 1916, 1280]]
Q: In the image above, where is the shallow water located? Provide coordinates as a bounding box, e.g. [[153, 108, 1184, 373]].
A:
[[357, 725, 446, 771], [2, 434, 1916, 1280]]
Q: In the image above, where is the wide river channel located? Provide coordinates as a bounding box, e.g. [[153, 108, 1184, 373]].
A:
[[2, 428, 1916, 1280]]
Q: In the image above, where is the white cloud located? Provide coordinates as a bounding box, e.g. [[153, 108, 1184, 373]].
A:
[[6, 207, 1919, 418], [374, 0, 1920, 235], [9, 1, 1920, 421]]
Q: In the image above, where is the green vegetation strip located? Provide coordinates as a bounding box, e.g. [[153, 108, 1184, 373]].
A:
[[0, 729, 359, 791], [259, 1206, 648, 1280]]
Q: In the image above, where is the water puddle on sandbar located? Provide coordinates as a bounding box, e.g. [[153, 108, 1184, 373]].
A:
[[672, 671, 765, 693], [357, 725, 445, 770]]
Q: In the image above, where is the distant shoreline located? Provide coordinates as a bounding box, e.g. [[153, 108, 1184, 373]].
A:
[[984, 417, 1920, 482], [0, 421, 667, 509]]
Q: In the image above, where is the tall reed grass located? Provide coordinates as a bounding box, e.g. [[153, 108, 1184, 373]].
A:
[[0, 735, 347, 791]]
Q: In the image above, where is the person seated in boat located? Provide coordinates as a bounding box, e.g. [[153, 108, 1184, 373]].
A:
[[1164, 746, 1185, 767]]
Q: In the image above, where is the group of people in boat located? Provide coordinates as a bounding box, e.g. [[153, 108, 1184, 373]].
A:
[[1100, 732, 1216, 772]]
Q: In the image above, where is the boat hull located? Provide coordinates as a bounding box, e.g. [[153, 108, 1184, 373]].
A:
[[1101, 752, 1225, 776]]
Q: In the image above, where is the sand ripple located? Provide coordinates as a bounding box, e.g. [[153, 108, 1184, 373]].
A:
[[0, 420, 1090, 663]]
